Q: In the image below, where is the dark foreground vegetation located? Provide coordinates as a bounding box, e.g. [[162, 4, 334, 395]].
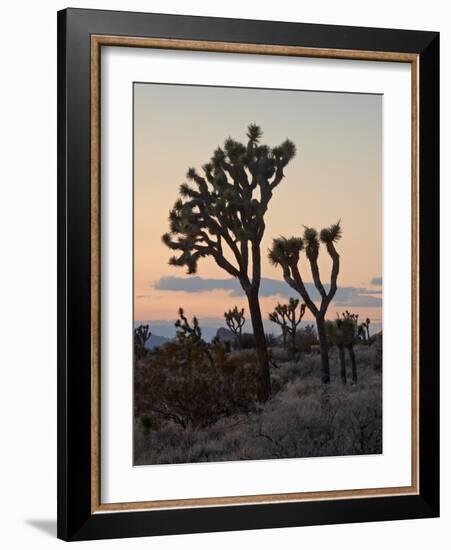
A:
[[133, 311, 382, 465]]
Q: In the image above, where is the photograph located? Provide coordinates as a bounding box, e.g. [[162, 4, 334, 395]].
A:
[[52, 5, 439, 542], [133, 83, 383, 466]]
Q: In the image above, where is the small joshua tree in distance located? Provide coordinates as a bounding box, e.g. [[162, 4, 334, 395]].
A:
[[175, 307, 202, 344], [325, 318, 347, 385], [224, 306, 245, 348], [269, 298, 306, 355], [174, 307, 214, 364], [134, 324, 152, 360], [268, 303, 289, 349], [269, 221, 341, 383], [162, 124, 297, 401]]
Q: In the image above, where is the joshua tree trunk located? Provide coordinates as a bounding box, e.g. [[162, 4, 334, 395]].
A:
[[247, 288, 271, 402], [348, 345, 357, 384], [270, 222, 341, 384], [338, 345, 347, 385], [282, 328, 287, 349], [290, 330, 297, 357], [316, 316, 331, 383]]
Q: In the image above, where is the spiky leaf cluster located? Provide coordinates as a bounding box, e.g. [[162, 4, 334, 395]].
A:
[[320, 221, 342, 245], [174, 307, 203, 344], [269, 221, 341, 270], [268, 237, 304, 267], [303, 226, 320, 261]]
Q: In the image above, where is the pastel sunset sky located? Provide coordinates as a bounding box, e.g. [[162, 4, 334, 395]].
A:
[[134, 83, 382, 333]]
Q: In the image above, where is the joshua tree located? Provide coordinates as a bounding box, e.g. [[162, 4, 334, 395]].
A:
[[325, 318, 347, 384], [162, 124, 297, 401], [174, 308, 213, 364], [326, 312, 359, 384], [269, 298, 306, 354], [134, 324, 151, 360], [175, 307, 202, 344], [341, 311, 359, 384], [269, 303, 289, 349], [268, 222, 341, 383], [224, 306, 245, 348]]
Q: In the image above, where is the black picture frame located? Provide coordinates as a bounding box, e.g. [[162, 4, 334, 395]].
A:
[[57, 7, 439, 541]]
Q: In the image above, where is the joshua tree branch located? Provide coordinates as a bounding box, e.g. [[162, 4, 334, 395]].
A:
[[211, 251, 241, 279], [309, 258, 327, 300], [326, 242, 340, 302], [280, 265, 297, 292], [291, 265, 319, 316]]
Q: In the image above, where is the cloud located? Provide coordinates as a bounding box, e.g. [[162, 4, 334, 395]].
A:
[[153, 276, 382, 307], [370, 276, 382, 286], [155, 276, 240, 294]]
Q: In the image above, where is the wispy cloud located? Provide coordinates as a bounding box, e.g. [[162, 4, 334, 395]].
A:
[[370, 276, 382, 286], [153, 276, 382, 308]]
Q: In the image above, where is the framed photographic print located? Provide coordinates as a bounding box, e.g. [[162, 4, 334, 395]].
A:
[[57, 8, 439, 541]]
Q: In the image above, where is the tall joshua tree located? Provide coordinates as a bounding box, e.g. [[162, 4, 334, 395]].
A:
[[269, 303, 289, 349], [268, 222, 341, 383], [224, 306, 245, 349], [162, 124, 296, 401], [269, 298, 306, 354]]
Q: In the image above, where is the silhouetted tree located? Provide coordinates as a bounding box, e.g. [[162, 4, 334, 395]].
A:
[[175, 308, 202, 343], [269, 298, 306, 355], [134, 324, 151, 360], [162, 124, 297, 401], [326, 318, 347, 384], [326, 311, 359, 384], [224, 306, 245, 348], [175, 308, 213, 364], [269, 222, 341, 383]]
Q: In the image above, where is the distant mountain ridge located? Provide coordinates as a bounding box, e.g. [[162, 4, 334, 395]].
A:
[[135, 319, 383, 343], [143, 333, 171, 350]]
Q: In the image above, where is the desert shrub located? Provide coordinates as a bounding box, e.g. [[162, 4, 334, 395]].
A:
[[295, 324, 318, 353], [237, 332, 276, 350], [134, 336, 383, 465], [135, 337, 260, 430], [239, 332, 256, 349], [269, 346, 291, 362]]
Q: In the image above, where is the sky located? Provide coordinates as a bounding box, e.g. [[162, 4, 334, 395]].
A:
[[134, 83, 382, 333]]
